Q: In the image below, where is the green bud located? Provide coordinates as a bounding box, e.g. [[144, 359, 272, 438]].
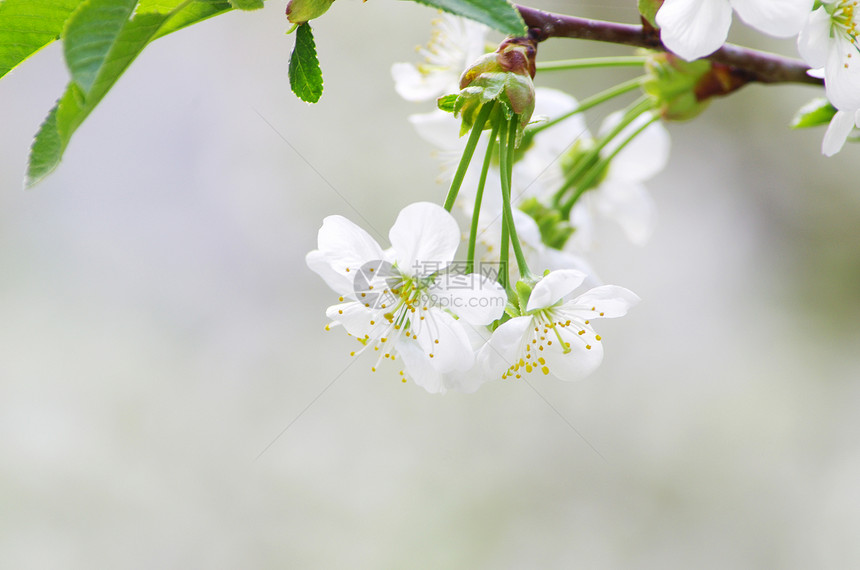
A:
[[454, 37, 537, 142], [286, 0, 334, 25], [642, 52, 712, 121], [519, 197, 575, 250]]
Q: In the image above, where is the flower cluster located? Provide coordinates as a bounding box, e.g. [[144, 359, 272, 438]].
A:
[[656, 0, 860, 154], [307, 202, 637, 394]]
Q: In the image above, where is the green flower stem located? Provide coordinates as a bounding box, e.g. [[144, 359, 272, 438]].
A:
[[535, 56, 649, 72], [498, 114, 532, 281], [466, 120, 500, 275], [443, 101, 495, 212], [561, 112, 659, 216], [527, 76, 644, 136], [552, 95, 652, 208]]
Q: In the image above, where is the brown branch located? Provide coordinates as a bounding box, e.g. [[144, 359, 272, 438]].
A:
[[516, 5, 823, 87]]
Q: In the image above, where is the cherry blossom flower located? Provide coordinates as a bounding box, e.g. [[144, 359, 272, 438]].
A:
[[307, 202, 506, 393], [568, 110, 670, 250], [657, 0, 813, 61], [391, 14, 489, 102], [822, 108, 860, 156], [478, 270, 639, 382], [797, 0, 860, 111]]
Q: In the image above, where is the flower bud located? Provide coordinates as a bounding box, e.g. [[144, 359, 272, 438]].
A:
[[287, 0, 334, 25], [642, 52, 712, 121], [452, 37, 537, 139]]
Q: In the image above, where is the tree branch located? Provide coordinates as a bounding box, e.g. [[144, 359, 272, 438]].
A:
[[516, 5, 823, 87]]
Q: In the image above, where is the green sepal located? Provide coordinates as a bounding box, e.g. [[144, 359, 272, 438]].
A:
[[437, 93, 458, 113], [638, 0, 663, 28], [515, 280, 533, 315], [790, 97, 837, 129], [289, 22, 324, 103]]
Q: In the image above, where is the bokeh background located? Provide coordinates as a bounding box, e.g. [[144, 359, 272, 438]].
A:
[[2, 1, 859, 568]]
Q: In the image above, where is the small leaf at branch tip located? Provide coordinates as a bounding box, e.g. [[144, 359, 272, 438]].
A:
[[289, 22, 324, 103]]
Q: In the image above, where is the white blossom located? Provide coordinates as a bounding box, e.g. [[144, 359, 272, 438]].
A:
[[657, 0, 813, 61], [307, 202, 506, 393], [798, 1, 860, 111], [822, 108, 860, 155], [391, 14, 489, 102], [478, 270, 639, 382]]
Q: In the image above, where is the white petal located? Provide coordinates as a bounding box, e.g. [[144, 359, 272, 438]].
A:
[[797, 7, 832, 69], [541, 328, 605, 381], [824, 39, 860, 111], [593, 179, 657, 246], [309, 215, 385, 295], [822, 110, 856, 156], [526, 269, 587, 312], [389, 202, 461, 276], [431, 273, 507, 325], [565, 285, 641, 319], [602, 111, 671, 182], [325, 302, 383, 339], [411, 308, 474, 373], [306, 249, 351, 295], [530, 88, 589, 158], [656, 0, 733, 61], [397, 340, 447, 394], [477, 316, 532, 379], [409, 109, 463, 151], [391, 63, 456, 102], [731, 0, 812, 37]]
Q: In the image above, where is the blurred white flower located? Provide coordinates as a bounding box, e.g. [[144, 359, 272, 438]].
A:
[[306, 202, 506, 393], [797, 1, 860, 111], [478, 270, 639, 382], [569, 110, 670, 250], [391, 14, 489, 102], [657, 0, 813, 61], [821, 108, 860, 156]]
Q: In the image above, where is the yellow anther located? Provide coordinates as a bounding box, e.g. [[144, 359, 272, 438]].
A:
[[595, 335, 602, 341], [429, 353, 434, 358], [338, 296, 344, 302], [586, 344, 592, 350], [578, 330, 585, 335], [338, 309, 343, 315], [541, 366, 549, 375], [538, 357, 546, 365], [599, 312, 604, 316], [370, 320, 375, 325], [434, 339, 439, 344], [525, 364, 533, 373]]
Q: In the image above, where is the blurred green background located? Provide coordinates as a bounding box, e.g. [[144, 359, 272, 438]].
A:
[[1, 1, 859, 568]]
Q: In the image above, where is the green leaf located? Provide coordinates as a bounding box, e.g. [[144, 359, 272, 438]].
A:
[[0, 0, 82, 80], [27, 0, 235, 186], [289, 22, 323, 103], [63, 0, 138, 95], [402, 0, 525, 36], [437, 93, 457, 113], [229, 0, 264, 10], [790, 97, 837, 129]]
